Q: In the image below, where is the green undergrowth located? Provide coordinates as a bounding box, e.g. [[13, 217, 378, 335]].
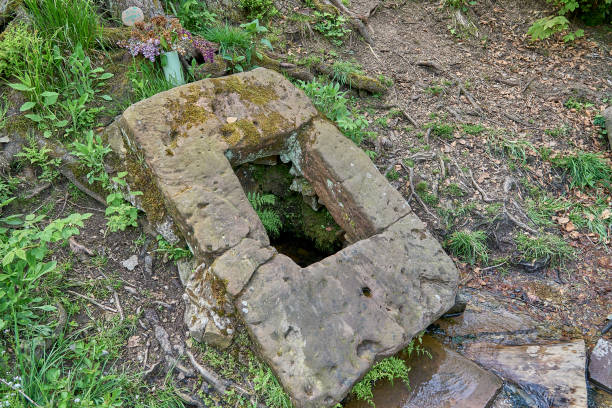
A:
[[515, 232, 575, 267], [297, 79, 375, 145], [445, 230, 489, 265]]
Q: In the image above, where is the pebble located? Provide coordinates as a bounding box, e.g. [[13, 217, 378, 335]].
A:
[[121, 255, 139, 271]]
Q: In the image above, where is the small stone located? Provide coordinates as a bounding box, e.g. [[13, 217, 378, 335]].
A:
[[121, 255, 139, 271], [589, 338, 612, 392], [226, 116, 237, 124], [121, 6, 144, 26]]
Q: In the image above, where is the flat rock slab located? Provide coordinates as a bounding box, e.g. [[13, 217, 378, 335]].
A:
[[589, 338, 612, 392], [437, 303, 537, 337], [107, 68, 458, 407], [343, 335, 502, 408], [464, 340, 587, 408]]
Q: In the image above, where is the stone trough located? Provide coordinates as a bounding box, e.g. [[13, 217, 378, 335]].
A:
[[104, 68, 459, 407]]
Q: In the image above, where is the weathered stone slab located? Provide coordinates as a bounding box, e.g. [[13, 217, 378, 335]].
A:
[[589, 338, 612, 392], [299, 119, 411, 242], [437, 305, 537, 337], [238, 215, 457, 407], [464, 340, 587, 408], [109, 68, 459, 407], [343, 335, 502, 408]]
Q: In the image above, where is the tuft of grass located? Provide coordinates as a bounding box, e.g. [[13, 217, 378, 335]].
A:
[[551, 151, 612, 191], [425, 120, 454, 140], [461, 123, 486, 135], [204, 24, 252, 50], [525, 196, 570, 227], [386, 169, 400, 181], [24, 0, 101, 49], [515, 232, 574, 267], [445, 230, 489, 265]]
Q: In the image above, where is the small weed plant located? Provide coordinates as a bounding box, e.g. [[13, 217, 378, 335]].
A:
[[515, 232, 574, 267], [248, 192, 282, 237], [331, 60, 364, 86], [155, 235, 193, 262], [425, 120, 454, 140], [16, 137, 61, 182], [70, 130, 113, 190], [298, 79, 373, 145], [0, 209, 91, 334], [170, 0, 217, 33], [313, 12, 351, 45], [128, 59, 174, 101], [446, 230, 489, 265], [105, 173, 142, 232], [239, 0, 278, 20]]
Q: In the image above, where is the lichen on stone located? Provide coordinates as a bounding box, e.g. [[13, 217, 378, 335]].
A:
[[210, 76, 279, 106]]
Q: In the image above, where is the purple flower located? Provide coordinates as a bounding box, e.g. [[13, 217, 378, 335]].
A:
[[119, 38, 161, 62]]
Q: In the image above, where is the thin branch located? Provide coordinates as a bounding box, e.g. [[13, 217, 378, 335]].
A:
[[0, 378, 42, 407], [67, 289, 118, 313], [403, 166, 439, 222], [468, 169, 495, 203]]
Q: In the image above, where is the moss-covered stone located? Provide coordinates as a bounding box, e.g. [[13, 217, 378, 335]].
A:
[[210, 75, 279, 106]]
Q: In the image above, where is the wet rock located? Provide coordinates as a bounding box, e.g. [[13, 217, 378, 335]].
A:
[[121, 255, 139, 271], [436, 298, 537, 337], [108, 68, 458, 407], [343, 335, 502, 408], [443, 290, 468, 316], [464, 340, 587, 407], [589, 338, 612, 392]]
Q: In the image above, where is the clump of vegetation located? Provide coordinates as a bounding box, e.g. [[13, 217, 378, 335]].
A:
[[16, 137, 61, 182], [461, 123, 486, 135], [170, 0, 218, 33], [155, 235, 193, 262], [349, 335, 429, 407], [445, 230, 489, 265], [425, 120, 454, 140], [298, 79, 373, 145], [105, 173, 142, 233], [204, 19, 271, 72], [515, 232, 574, 267], [415, 181, 439, 206], [70, 130, 113, 189], [248, 192, 283, 237], [386, 169, 400, 181], [239, 0, 278, 20], [313, 12, 351, 45], [128, 58, 174, 101], [331, 60, 364, 86], [24, 0, 101, 49], [551, 151, 612, 190]]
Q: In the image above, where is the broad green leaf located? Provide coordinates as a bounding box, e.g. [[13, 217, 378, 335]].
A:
[[19, 101, 36, 112], [99, 72, 114, 80], [8, 83, 33, 92]]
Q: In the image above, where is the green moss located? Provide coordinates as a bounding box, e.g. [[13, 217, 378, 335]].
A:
[[221, 118, 261, 146], [211, 76, 278, 106], [302, 204, 343, 252], [124, 143, 167, 225]]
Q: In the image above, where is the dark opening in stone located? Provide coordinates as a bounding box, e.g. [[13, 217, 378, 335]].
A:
[[361, 287, 372, 297], [234, 159, 346, 267]]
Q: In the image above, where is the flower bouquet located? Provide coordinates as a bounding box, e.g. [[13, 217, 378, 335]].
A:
[[118, 16, 216, 85]]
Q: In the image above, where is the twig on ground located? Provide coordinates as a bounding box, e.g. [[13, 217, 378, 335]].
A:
[[112, 289, 124, 321], [458, 85, 484, 115], [0, 378, 43, 407], [503, 112, 537, 128], [67, 200, 105, 213], [143, 340, 150, 369], [59, 167, 107, 206], [480, 261, 508, 272], [67, 289, 118, 313]]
